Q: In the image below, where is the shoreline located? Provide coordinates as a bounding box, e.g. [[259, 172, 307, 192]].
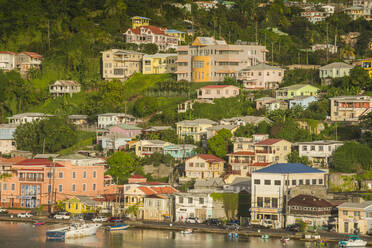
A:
[[0, 217, 371, 246]]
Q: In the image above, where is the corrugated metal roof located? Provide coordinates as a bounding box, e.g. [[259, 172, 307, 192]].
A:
[[253, 163, 325, 174]]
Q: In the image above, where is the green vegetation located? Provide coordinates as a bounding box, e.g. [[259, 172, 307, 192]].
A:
[[58, 131, 96, 155], [332, 142, 372, 173], [287, 150, 310, 165], [106, 152, 142, 184], [208, 129, 233, 158], [210, 192, 239, 219]]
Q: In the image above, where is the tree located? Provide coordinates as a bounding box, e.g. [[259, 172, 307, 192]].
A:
[[332, 142, 372, 173], [133, 96, 158, 117], [234, 124, 255, 138], [14, 117, 78, 154], [208, 129, 233, 158], [140, 43, 158, 54], [106, 152, 139, 184], [287, 150, 310, 165]]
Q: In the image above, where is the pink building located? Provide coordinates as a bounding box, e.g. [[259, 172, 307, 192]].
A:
[[0, 158, 105, 208], [123, 25, 178, 52], [197, 85, 240, 100]]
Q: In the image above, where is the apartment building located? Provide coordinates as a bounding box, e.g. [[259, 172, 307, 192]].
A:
[[176, 37, 267, 82], [7, 113, 54, 125], [330, 96, 372, 122], [251, 163, 327, 228], [0, 51, 16, 71], [0, 158, 105, 208], [176, 119, 217, 142], [254, 138, 292, 164], [296, 140, 344, 168], [197, 85, 240, 100], [135, 140, 174, 157], [237, 63, 285, 90], [184, 154, 225, 180], [142, 53, 177, 74], [49, 80, 81, 97], [97, 113, 137, 128], [101, 49, 143, 81]]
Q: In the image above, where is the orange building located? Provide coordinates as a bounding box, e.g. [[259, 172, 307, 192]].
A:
[[0, 158, 105, 208]]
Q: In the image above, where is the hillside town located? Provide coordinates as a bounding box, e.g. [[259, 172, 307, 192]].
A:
[[0, 0, 372, 246]]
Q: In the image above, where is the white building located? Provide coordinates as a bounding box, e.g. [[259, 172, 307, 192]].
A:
[[49, 80, 81, 97], [0, 51, 16, 71], [251, 163, 327, 228], [311, 44, 338, 54], [296, 140, 344, 169], [7, 113, 54, 125], [97, 113, 136, 128], [135, 140, 174, 157], [0, 124, 17, 154]]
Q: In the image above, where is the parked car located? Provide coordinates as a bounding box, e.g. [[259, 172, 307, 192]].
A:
[[54, 212, 70, 220], [223, 222, 240, 230], [0, 208, 8, 215], [185, 217, 200, 224], [92, 216, 108, 222], [285, 223, 301, 232], [205, 218, 222, 227], [17, 212, 32, 218]]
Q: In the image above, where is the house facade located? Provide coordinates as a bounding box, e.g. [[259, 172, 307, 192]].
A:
[[16, 52, 43, 77], [142, 53, 177, 74], [330, 96, 372, 122], [297, 140, 344, 168], [237, 63, 285, 90], [184, 154, 225, 180], [97, 113, 137, 128], [275, 84, 319, 100], [7, 113, 54, 125], [101, 49, 143, 81], [287, 96, 318, 109], [255, 97, 276, 110], [0, 124, 17, 155], [197, 85, 240, 100], [98, 124, 142, 151], [251, 163, 327, 228], [220, 116, 272, 126], [176, 37, 267, 82], [49, 80, 81, 97], [163, 144, 197, 160], [176, 119, 217, 142], [0, 51, 16, 71], [319, 62, 354, 81], [135, 140, 174, 157], [311, 44, 338, 54], [337, 201, 372, 234]]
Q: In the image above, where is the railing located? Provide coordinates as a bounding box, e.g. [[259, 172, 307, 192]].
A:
[[255, 150, 273, 154], [231, 160, 252, 163], [19, 177, 43, 182]]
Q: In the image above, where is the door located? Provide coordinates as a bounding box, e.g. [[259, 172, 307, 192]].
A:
[[344, 222, 349, 233]]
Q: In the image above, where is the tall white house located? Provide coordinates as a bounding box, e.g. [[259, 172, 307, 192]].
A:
[[251, 163, 327, 228]]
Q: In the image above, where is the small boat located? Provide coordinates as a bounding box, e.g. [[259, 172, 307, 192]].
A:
[[261, 234, 270, 239], [34, 222, 45, 226], [181, 228, 192, 234], [228, 232, 238, 239], [107, 224, 129, 231], [338, 235, 367, 247], [281, 237, 290, 243], [46, 222, 101, 240]]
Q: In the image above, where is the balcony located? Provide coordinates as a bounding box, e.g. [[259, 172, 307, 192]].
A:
[[256, 150, 274, 154], [19, 177, 44, 182], [231, 160, 252, 164]]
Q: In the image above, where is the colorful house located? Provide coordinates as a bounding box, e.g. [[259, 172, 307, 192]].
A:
[[163, 144, 197, 160], [184, 154, 225, 180], [142, 53, 177, 74], [197, 85, 240, 100], [131, 16, 151, 29], [165, 29, 186, 43], [64, 196, 97, 214], [362, 58, 372, 78], [287, 96, 318, 109], [275, 84, 319, 100], [176, 119, 217, 142], [337, 201, 372, 234]]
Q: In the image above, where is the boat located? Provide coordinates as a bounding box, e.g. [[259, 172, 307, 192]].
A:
[[281, 237, 290, 243], [46, 222, 101, 240], [228, 232, 238, 239], [261, 234, 270, 239], [107, 224, 129, 231], [33, 222, 45, 226], [181, 228, 192, 234], [338, 235, 367, 247]]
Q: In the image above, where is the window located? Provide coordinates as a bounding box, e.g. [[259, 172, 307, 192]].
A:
[[312, 179, 317, 185], [59, 172, 63, 178], [83, 171, 87, 179], [257, 197, 263, 207], [2, 183, 6, 190], [72, 184, 76, 192], [83, 184, 86, 191], [48, 185, 51, 193], [188, 197, 193, 204], [292, 180, 297, 185], [305, 179, 310, 185], [272, 198, 278, 208], [264, 180, 271, 185], [254, 179, 260, 185], [179, 197, 183, 204], [93, 184, 96, 191], [319, 179, 323, 185], [47, 172, 52, 178], [319, 146, 324, 151], [11, 184, 15, 191], [199, 198, 204, 204], [93, 171, 97, 178], [354, 211, 360, 217], [302, 146, 308, 151], [343, 210, 348, 215], [311, 146, 315, 151], [274, 180, 281, 185], [264, 197, 270, 207], [59, 184, 63, 192], [299, 180, 304, 185], [72, 172, 76, 179]]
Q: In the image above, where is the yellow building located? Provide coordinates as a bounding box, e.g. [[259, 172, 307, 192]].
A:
[[142, 53, 177, 74], [131, 16, 151, 29], [362, 59, 372, 78], [64, 196, 97, 214], [165, 29, 186, 44]]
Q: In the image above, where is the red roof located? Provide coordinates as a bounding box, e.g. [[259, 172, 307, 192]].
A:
[[251, 162, 271, 167], [128, 25, 166, 35], [151, 186, 178, 194], [228, 151, 255, 156], [137, 186, 156, 195], [143, 182, 166, 185], [192, 154, 225, 163], [0, 51, 16, 55], [18, 168, 44, 171], [0, 157, 26, 164], [201, 85, 236, 89], [255, 138, 283, 145], [130, 174, 145, 179], [21, 52, 43, 59], [15, 159, 64, 167]]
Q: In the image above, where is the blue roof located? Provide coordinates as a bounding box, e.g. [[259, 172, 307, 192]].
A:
[[166, 29, 185, 34], [253, 163, 324, 174], [132, 16, 151, 20]]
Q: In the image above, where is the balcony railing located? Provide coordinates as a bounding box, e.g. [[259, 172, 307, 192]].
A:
[[19, 177, 43, 182], [231, 160, 252, 163], [255, 150, 274, 154]]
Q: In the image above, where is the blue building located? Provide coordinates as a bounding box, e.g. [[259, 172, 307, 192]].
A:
[[287, 96, 317, 109], [163, 144, 197, 160], [0, 124, 17, 154]]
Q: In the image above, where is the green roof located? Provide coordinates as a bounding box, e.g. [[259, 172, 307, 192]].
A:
[[279, 84, 319, 91]]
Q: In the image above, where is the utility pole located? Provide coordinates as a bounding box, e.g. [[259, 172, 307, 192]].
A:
[[326, 23, 329, 62], [47, 19, 51, 50], [271, 42, 274, 64], [255, 21, 258, 43]]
